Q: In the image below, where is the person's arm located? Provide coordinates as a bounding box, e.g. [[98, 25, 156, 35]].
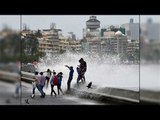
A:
[[65, 65, 70, 69]]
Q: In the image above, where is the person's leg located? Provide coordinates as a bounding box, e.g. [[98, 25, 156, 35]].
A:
[[33, 87, 36, 94], [83, 76, 85, 83], [37, 85, 43, 96], [52, 85, 57, 96], [50, 84, 53, 96], [77, 75, 81, 87], [83, 73, 86, 82], [41, 86, 45, 97], [81, 73, 85, 83], [68, 82, 70, 91], [60, 88, 63, 94], [15, 82, 20, 97], [59, 86, 64, 95], [57, 85, 60, 95], [31, 87, 35, 98], [67, 80, 70, 91], [68, 78, 72, 90], [80, 74, 84, 83], [46, 77, 49, 88], [77, 77, 79, 84], [38, 85, 45, 97]]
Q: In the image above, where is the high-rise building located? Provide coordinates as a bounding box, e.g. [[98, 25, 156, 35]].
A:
[[141, 18, 160, 43], [86, 16, 100, 31], [101, 31, 128, 55], [121, 18, 139, 41], [40, 28, 60, 53], [83, 16, 101, 53]]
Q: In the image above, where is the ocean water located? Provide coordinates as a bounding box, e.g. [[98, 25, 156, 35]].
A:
[[37, 52, 140, 92]]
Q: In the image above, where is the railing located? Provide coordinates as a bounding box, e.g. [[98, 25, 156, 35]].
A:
[[0, 70, 35, 83], [21, 71, 35, 82], [0, 70, 19, 82]]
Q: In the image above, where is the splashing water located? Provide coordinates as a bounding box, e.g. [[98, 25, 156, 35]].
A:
[[37, 51, 139, 92]]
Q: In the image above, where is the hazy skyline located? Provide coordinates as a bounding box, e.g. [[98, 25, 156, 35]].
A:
[[0, 15, 159, 39]]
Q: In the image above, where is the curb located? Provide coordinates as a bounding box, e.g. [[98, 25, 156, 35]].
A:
[[69, 88, 139, 105]]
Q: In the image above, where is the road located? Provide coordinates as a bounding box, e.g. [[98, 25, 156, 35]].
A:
[[0, 81, 105, 105], [0, 81, 20, 105]]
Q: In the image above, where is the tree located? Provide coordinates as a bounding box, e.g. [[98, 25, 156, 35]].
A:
[[22, 34, 39, 56], [0, 32, 21, 62], [21, 34, 40, 63]]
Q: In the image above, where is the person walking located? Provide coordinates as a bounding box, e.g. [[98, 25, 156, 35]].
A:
[[50, 71, 57, 96], [30, 71, 39, 98], [39, 72, 46, 98]]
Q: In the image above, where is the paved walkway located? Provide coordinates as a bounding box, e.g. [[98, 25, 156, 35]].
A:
[[0, 81, 105, 105]]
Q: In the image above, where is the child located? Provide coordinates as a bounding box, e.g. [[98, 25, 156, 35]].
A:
[[57, 72, 64, 95], [65, 65, 74, 91], [31, 71, 39, 98], [76, 66, 82, 85]]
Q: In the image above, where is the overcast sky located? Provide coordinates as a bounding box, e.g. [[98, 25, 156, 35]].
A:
[[0, 15, 160, 39]]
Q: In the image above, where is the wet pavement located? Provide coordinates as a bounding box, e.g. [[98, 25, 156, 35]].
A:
[[0, 81, 105, 105]]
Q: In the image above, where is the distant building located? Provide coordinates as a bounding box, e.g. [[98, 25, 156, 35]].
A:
[[81, 37, 89, 52], [141, 18, 160, 43], [83, 16, 101, 53], [69, 40, 82, 52], [101, 31, 128, 55], [68, 32, 76, 40], [40, 28, 60, 53], [59, 37, 69, 52], [121, 18, 139, 41], [86, 16, 100, 31], [59, 36, 81, 52], [127, 39, 139, 54]]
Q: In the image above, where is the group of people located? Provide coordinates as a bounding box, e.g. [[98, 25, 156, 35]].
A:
[[65, 58, 87, 89], [76, 58, 87, 85], [30, 58, 87, 98], [31, 70, 64, 98]]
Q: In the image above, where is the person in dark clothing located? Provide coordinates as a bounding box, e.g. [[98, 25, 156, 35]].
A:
[[76, 66, 81, 82], [76, 66, 82, 86], [65, 65, 74, 91], [57, 72, 64, 95], [79, 58, 87, 83]]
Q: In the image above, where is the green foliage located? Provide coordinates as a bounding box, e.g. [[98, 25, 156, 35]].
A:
[[0, 33, 21, 63], [21, 32, 45, 63], [21, 52, 46, 63]]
